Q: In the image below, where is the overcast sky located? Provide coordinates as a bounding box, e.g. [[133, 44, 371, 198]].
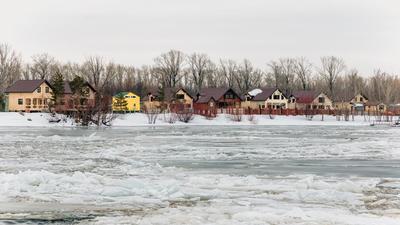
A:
[[1, 0, 399, 75]]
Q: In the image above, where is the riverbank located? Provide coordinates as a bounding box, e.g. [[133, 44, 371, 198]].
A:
[[0, 112, 376, 127]]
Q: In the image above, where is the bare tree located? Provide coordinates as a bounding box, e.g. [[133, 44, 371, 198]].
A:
[[319, 56, 346, 97], [81, 56, 117, 94], [267, 60, 282, 88], [279, 58, 296, 96], [153, 50, 185, 88], [204, 62, 221, 88], [235, 59, 263, 94], [219, 59, 238, 88], [30, 53, 57, 79], [294, 57, 312, 90], [21, 64, 31, 80], [0, 44, 21, 92], [188, 53, 212, 93], [345, 69, 365, 97]]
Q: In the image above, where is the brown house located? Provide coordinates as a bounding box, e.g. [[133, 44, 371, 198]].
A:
[[54, 81, 96, 112], [194, 88, 241, 114], [4, 80, 53, 112]]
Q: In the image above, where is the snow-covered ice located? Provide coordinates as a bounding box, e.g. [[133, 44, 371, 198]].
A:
[[0, 112, 378, 127], [0, 124, 400, 224]]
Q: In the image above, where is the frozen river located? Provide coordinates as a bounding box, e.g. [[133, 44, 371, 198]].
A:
[[0, 125, 400, 225]]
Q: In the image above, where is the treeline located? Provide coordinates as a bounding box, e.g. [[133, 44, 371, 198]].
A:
[[1, 43, 399, 103]]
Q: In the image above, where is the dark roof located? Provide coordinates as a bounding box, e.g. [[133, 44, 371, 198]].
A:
[[291, 90, 319, 104], [248, 88, 284, 101], [176, 88, 193, 99], [113, 91, 139, 97], [196, 87, 235, 104], [142, 87, 193, 102], [63, 81, 73, 94], [63, 81, 96, 94], [365, 101, 385, 106], [5, 80, 52, 93], [333, 93, 369, 102]]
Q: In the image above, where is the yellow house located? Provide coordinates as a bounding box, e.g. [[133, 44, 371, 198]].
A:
[[112, 92, 140, 112], [4, 80, 53, 112]]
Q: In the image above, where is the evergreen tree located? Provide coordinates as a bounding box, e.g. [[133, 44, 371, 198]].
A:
[[113, 93, 128, 112], [0, 94, 4, 112], [70, 76, 89, 106], [50, 70, 65, 104], [157, 85, 165, 102]]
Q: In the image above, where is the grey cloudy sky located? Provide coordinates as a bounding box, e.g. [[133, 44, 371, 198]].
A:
[[1, 0, 399, 75]]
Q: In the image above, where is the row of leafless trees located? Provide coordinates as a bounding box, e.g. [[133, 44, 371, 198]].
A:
[[1, 43, 400, 103]]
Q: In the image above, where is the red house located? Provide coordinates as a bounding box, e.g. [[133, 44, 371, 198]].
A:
[[54, 81, 97, 112], [194, 88, 242, 115]]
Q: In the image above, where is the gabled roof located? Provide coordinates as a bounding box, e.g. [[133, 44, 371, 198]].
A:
[[63, 81, 73, 94], [63, 81, 96, 94], [142, 87, 193, 102], [5, 80, 52, 93], [114, 91, 139, 97], [174, 88, 193, 99], [247, 88, 285, 101], [351, 93, 368, 102], [291, 90, 320, 104], [196, 87, 239, 104], [334, 93, 369, 102], [365, 101, 385, 106]]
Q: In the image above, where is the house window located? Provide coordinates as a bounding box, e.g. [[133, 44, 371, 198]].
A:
[[318, 105, 324, 109], [45, 87, 50, 93], [261, 105, 265, 109], [26, 99, 31, 105], [273, 95, 280, 100], [33, 99, 37, 105], [37, 87, 41, 93], [38, 99, 43, 105], [176, 94, 185, 100], [18, 99, 23, 105], [318, 97, 325, 103], [225, 94, 234, 99], [359, 97, 363, 102]]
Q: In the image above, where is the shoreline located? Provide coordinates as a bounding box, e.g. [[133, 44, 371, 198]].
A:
[[0, 112, 378, 127]]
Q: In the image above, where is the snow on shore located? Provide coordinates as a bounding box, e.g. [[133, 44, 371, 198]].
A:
[[0, 112, 374, 127]]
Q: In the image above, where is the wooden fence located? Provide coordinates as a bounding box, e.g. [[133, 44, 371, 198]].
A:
[[193, 107, 400, 117]]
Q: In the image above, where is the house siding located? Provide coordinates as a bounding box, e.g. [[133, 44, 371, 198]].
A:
[[112, 92, 140, 112], [6, 82, 53, 112]]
